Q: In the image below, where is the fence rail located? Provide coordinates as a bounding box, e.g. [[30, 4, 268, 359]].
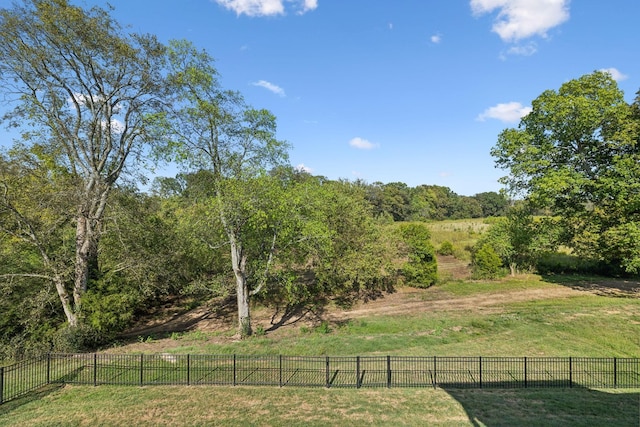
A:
[[1, 354, 639, 404]]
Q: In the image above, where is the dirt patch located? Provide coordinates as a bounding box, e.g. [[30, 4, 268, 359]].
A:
[[437, 255, 471, 280], [324, 286, 581, 322]]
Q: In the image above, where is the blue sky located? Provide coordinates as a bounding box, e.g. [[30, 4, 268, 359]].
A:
[[2, 0, 639, 195]]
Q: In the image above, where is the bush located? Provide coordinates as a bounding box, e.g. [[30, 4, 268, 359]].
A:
[[399, 223, 438, 288], [437, 240, 455, 256], [51, 324, 103, 353], [471, 243, 505, 279]]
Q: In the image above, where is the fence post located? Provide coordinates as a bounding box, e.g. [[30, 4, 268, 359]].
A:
[[479, 357, 483, 389], [433, 356, 437, 389], [524, 357, 527, 389], [140, 354, 144, 386], [233, 354, 237, 386], [613, 358, 617, 389], [325, 356, 330, 388], [187, 354, 190, 386], [279, 355, 282, 388], [93, 353, 97, 387], [569, 357, 572, 388], [46, 353, 51, 385], [386, 356, 391, 388], [0, 366, 4, 405], [356, 356, 360, 389]]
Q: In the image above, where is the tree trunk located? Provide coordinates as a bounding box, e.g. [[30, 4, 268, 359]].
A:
[[73, 187, 108, 320], [54, 274, 78, 327], [74, 214, 92, 315], [230, 235, 252, 338]]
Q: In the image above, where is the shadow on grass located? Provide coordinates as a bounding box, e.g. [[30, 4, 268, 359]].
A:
[[541, 273, 640, 299], [0, 383, 65, 415], [443, 385, 640, 427]]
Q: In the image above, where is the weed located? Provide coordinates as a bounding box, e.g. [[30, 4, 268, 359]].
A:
[[315, 321, 331, 334]]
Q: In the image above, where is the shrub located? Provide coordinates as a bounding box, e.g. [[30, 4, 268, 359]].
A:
[[471, 243, 505, 279], [437, 240, 455, 256], [51, 324, 103, 353], [398, 223, 438, 288]]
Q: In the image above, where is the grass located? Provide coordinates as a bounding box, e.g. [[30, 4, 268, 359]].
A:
[[1, 273, 639, 425], [1, 384, 638, 427], [143, 276, 639, 358], [426, 218, 490, 261]]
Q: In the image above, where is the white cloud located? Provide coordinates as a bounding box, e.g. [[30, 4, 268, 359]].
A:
[[295, 163, 313, 173], [470, 0, 570, 42], [299, 0, 318, 14], [599, 67, 628, 81], [349, 137, 379, 150], [252, 80, 286, 97], [213, 0, 317, 16], [506, 42, 537, 56], [477, 102, 532, 123], [102, 119, 125, 134], [431, 34, 442, 44]]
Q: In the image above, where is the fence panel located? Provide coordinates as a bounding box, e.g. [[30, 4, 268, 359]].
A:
[[189, 354, 234, 385], [2, 354, 640, 405], [280, 356, 325, 387], [433, 357, 480, 389], [617, 358, 640, 388], [1, 356, 48, 403]]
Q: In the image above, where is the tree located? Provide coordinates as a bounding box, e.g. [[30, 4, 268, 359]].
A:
[[475, 203, 559, 276], [473, 191, 509, 217], [0, 0, 168, 326], [0, 150, 75, 354], [159, 40, 290, 337], [491, 71, 640, 271], [308, 180, 396, 300]]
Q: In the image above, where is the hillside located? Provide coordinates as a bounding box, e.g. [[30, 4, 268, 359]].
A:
[[114, 274, 640, 356]]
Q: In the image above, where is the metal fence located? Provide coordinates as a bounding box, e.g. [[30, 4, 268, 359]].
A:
[[1, 354, 639, 404]]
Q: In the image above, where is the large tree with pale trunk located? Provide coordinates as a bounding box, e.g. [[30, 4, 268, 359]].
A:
[[159, 40, 291, 337], [0, 0, 168, 326]]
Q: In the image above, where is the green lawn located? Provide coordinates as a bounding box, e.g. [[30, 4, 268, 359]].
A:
[[1, 384, 638, 427]]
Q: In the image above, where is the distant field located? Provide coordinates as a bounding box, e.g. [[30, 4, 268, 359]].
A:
[[1, 273, 639, 425], [426, 218, 490, 261]]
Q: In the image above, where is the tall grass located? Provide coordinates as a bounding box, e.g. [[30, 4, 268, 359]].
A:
[[426, 218, 490, 261]]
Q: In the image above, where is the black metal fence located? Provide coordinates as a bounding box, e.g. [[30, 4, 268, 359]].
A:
[[1, 354, 639, 404]]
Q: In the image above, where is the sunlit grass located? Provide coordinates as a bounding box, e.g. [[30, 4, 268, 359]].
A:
[[143, 276, 640, 358], [426, 218, 490, 261], [1, 384, 637, 427]]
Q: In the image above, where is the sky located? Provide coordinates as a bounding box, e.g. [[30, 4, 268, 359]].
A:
[[1, 0, 639, 196]]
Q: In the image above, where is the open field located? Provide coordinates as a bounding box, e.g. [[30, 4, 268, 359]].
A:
[[426, 218, 490, 262], [1, 274, 639, 425]]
